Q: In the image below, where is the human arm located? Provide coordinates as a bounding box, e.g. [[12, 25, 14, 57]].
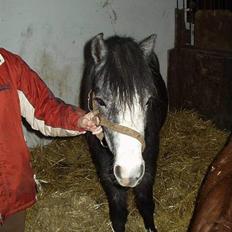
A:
[[10, 51, 99, 136]]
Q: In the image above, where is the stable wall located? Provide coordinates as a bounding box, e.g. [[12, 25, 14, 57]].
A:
[[0, 0, 175, 146]]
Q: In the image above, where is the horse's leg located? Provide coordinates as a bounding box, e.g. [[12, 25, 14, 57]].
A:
[[133, 177, 157, 232], [100, 176, 128, 232]]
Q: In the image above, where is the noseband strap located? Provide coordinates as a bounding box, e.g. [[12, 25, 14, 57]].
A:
[[88, 90, 146, 152]]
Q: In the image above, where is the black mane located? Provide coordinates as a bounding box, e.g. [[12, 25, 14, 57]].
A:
[[97, 36, 156, 106], [81, 35, 162, 110]]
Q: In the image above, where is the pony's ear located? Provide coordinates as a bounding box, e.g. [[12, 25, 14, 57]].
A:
[[139, 34, 157, 57], [91, 33, 107, 64]]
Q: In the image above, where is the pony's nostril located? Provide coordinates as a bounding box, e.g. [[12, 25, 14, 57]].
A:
[[114, 165, 122, 179]]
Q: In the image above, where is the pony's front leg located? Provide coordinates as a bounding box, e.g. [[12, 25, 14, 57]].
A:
[[101, 179, 128, 232], [133, 176, 157, 232]]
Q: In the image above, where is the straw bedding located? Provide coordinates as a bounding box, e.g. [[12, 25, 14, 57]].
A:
[[25, 110, 229, 232]]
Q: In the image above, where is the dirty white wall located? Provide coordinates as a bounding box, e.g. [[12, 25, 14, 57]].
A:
[[0, 0, 176, 147]]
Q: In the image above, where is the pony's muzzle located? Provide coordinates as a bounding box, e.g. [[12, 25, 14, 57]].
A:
[[113, 162, 145, 187]]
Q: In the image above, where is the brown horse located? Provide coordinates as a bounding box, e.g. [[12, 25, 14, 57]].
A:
[[189, 134, 232, 232]]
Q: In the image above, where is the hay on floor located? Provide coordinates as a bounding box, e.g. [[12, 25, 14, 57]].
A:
[[25, 110, 229, 232]]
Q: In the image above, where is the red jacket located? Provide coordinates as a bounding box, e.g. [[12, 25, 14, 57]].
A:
[[0, 48, 85, 221]]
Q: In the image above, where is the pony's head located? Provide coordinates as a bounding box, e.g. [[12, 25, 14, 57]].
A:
[[87, 33, 158, 187]]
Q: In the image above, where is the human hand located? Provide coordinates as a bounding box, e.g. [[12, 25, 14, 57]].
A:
[[78, 112, 102, 134]]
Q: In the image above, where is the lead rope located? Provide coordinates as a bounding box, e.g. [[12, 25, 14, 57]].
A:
[[88, 90, 146, 152]]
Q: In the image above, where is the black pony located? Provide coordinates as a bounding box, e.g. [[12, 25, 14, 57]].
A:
[[80, 33, 168, 232]]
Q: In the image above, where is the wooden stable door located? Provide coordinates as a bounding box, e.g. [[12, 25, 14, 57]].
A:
[[167, 47, 232, 130]]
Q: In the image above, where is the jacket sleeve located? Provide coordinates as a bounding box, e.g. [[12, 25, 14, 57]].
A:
[[12, 52, 86, 137]]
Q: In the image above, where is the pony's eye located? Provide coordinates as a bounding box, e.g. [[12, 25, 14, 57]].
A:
[[95, 97, 106, 107]]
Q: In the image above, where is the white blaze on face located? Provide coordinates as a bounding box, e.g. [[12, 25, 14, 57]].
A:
[[113, 94, 146, 187]]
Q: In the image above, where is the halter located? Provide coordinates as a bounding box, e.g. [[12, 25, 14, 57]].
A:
[[88, 90, 146, 152]]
